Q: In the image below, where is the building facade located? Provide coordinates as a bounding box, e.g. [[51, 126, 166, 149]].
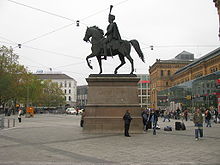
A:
[[35, 72, 77, 107], [158, 47, 220, 111], [77, 85, 88, 109], [149, 51, 194, 109], [158, 71, 220, 111], [137, 74, 150, 108], [173, 47, 220, 86]]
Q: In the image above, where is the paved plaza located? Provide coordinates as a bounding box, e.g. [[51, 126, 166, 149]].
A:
[[0, 114, 219, 165]]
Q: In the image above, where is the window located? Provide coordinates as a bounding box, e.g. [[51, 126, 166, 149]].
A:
[[166, 82, 169, 86], [60, 82, 63, 87], [64, 81, 67, 87], [142, 89, 146, 95], [138, 89, 141, 95], [69, 96, 71, 101], [69, 89, 71, 94], [161, 70, 164, 77], [64, 89, 67, 94], [69, 82, 71, 87], [168, 70, 171, 76]]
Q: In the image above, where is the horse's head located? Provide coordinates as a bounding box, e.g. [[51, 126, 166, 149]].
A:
[[83, 27, 92, 42], [83, 26, 104, 42]]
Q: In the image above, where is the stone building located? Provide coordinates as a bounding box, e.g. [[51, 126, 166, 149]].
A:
[[157, 47, 220, 110], [173, 47, 220, 86], [35, 72, 77, 107], [77, 85, 88, 109], [149, 51, 194, 109]]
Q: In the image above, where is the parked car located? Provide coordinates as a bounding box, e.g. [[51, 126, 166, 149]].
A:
[[66, 108, 77, 115]]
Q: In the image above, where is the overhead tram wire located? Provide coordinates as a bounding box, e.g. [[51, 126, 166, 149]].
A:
[[7, 0, 130, 47], [141, 44, 220, 50], [7, 0, 76, 22], [21, 45, 84, 60], [18, 53, 50, 69], [0, 36, 85, 61], [14, 23, 75, 48], [0, 35, 18, 45]]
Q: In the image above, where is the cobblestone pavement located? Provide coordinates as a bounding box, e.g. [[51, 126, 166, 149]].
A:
[[0, 114, 219, 165]]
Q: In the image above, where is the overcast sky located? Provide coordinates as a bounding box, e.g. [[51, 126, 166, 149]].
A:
[[0, 0, 219, 85]]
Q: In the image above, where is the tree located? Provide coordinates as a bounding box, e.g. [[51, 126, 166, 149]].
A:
[[0, 45, 65, 111], [33, 80, 65, 107], [0, 46, 20, 108]]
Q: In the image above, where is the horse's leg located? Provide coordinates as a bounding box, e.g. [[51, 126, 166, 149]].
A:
[[125, 54, 134, 74], [114, 54, 125, 74], [86, 53, 96, 69], [97, 56, 102, 74], [121, 42, 134, 74]]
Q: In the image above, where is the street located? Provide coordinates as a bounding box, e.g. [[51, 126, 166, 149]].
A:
[[0, 114, 219, 165]]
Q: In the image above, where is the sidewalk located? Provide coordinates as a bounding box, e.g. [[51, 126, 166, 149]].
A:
[[0, 114, 219, 165]]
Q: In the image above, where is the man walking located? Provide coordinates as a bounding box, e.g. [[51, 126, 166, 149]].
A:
[[193, 108, 203, 140], [123, 110, 132, 137]]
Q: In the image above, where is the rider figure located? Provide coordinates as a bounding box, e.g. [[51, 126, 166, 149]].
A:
[[103, 5, 121, 57]]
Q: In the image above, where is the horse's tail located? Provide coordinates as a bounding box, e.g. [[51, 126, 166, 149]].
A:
[[129, 39, 145, 63]]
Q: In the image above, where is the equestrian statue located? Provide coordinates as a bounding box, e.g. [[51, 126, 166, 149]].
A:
[[83, 5, 145, 74]]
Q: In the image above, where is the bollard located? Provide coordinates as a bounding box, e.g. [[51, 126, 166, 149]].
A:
[[13, 119, 15, 127], [0, 118, 4, 129], [8, 119, 10, 128]]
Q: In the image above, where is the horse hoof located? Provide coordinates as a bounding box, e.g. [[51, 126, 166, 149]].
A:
[[114, 71, 117, 74]]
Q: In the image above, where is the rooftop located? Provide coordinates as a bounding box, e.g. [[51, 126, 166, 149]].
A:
[[34, 73, 75, 80], [175, 47, 220, 75]]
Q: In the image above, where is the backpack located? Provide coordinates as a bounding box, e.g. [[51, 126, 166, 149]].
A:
[[164, 126, 172, 131]]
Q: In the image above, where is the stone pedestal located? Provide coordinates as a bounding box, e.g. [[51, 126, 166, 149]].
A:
[[84, 74, 142, 133]]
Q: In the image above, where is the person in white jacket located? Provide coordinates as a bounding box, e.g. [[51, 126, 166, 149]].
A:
[[18, 108, 22, 123]]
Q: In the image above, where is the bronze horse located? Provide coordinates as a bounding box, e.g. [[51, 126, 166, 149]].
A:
[[83, 26, 145, 74]]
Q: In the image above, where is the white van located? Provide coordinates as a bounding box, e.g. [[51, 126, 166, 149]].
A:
[[66, 108, 77, 115]]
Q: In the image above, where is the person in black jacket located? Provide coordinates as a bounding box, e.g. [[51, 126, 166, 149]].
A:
[[123, 110, 132, 137], [151, 109, 159, 135], [205, 109, 212, 127]]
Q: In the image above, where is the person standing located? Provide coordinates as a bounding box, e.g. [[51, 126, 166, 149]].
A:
[[205, 109, 212, 127], [18, 108, 22, 123], [123, 110, 132, 137], [151, 109, 159, 135], [141, 109, 149, 132], [184, 109, 188, 121], [176, 107, 181, 120], [163, 110, 170, 122], [214, 108, 219, 123], [80, 109, 85, 127], [193, 108, 203, 140]]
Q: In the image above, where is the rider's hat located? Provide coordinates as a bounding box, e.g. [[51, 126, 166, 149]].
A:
[[108, 5, 115, 20]]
